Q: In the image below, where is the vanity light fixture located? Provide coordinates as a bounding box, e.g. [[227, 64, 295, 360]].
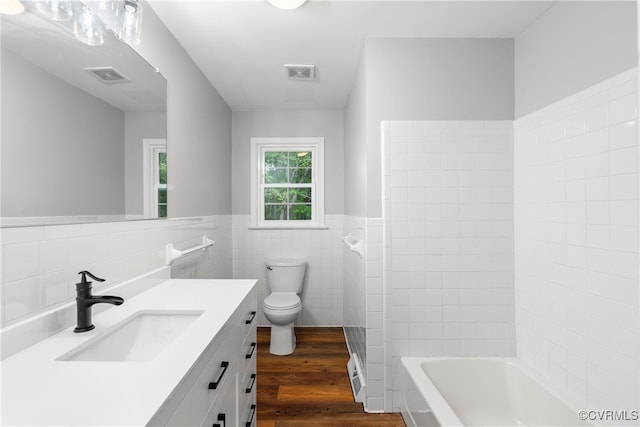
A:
[[87, 0, 121, 35], [0, 0, 25, 15], [117, 0, 143, 45], [73, 6, 105, 46], [37, 0, 73, 21], [27, 0, 143, 47], [266, 0, 308, 10]]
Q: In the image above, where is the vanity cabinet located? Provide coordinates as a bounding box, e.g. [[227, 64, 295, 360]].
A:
[[149, 289, 257, 427]]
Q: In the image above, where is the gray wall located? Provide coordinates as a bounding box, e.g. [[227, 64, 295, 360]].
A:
[[124, 111, 167, 215], [343, 48, 368, 218], [137, 4, 232, 217], [231, 109, 344, 215], [515, 1, 637, 118], [1, 49, 125, 217], [363, 37, 515, 217], [367, 38, 515, 122]]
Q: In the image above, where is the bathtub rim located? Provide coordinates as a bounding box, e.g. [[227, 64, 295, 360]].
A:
[[400, 356, 595, 427], [401, 356, 464, 427]]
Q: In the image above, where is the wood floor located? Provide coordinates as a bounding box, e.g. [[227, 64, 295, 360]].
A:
[[257, 327, 406, 427]]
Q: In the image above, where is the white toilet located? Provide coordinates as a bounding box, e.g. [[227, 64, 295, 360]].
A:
[[263, 259, 306, 355]]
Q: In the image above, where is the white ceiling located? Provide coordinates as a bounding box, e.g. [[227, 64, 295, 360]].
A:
[[149, 0, 555, 111]]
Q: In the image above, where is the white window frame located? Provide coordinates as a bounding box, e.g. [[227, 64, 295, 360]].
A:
[[250, 137, 325, 229], [142, 139, 167, 218]]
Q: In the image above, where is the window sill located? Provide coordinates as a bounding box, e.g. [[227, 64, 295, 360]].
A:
[[248, 225, 329, 230]]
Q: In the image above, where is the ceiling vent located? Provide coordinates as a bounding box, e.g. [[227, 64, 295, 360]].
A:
[[284, 64, 315, 81], [84, 67, 130, 84]]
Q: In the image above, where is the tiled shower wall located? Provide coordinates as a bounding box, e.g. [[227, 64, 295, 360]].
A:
[[0, 215, 231, 327], [514, 68, 639, 412], [364, 218, 385, 412], [231, 214, 344, 327], [382, 120, 516, 411]]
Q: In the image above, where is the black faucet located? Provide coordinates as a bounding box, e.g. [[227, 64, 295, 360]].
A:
[[74, 271, 124, 333]]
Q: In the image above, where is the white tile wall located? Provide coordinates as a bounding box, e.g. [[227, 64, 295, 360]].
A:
[[365, 217, 385, 412], [335, 214, 386, 413], [343, 215, 367, 382], [515, 68, 639, 413], [231, 215, 344, 327], [171, 216, 232, 281], [1, 215, 231, 327], [383, 120, 516, 411]]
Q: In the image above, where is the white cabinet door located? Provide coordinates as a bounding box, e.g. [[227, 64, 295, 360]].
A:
[[203, 371, 237, 427]]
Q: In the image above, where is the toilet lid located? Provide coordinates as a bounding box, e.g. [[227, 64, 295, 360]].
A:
[[264, 293, 301, 310], [265, 259, 305, 267]]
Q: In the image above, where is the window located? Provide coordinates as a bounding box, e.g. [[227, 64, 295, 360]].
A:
[[143, 139, 167, 218], [156, 151, 167, 217], [251, 137, 325, 228]]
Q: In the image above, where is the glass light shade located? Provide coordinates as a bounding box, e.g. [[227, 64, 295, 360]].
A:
[[73, 7, 104, 46], [87, 0, 122, 31], [37, 0, 73, 21], [117, 0, 142, 45], [267, 0, 307, 10]]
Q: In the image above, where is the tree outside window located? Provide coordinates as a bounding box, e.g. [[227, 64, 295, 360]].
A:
[[157, 151, 167, 218], [264, 151, 312, 221]]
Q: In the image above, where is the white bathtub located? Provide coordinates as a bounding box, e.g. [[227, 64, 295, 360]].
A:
[[401, 357, 594, 427]]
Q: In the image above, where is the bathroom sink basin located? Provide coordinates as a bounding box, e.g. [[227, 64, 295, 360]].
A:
[[58, 310, 202, 362]]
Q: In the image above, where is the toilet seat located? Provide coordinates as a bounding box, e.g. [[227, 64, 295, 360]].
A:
[[263, 292, 301, 311]]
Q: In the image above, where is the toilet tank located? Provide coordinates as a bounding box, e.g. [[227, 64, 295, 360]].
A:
[[265, 259, 306, 293]]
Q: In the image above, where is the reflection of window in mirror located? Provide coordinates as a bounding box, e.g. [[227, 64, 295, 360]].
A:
[[156, 151, 168, 218], [143, 139, 168, 218]]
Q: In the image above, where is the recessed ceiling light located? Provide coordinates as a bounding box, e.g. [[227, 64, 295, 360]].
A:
[[267, 0, 307, 10]]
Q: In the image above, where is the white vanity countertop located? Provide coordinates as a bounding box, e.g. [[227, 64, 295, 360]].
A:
[[1, 278, 257, 427]]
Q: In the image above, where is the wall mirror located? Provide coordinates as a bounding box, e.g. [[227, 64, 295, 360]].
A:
[[1, 2, 167, 227]]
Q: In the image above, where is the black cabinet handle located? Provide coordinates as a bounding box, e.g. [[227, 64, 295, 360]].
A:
[[245, 342, 256, 359], [208, 361, 230, 390], [245, 373, 256, 394], [245, 311, 256, 324], [213, 413, 225, 427], [245, 404, 256, 427]]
